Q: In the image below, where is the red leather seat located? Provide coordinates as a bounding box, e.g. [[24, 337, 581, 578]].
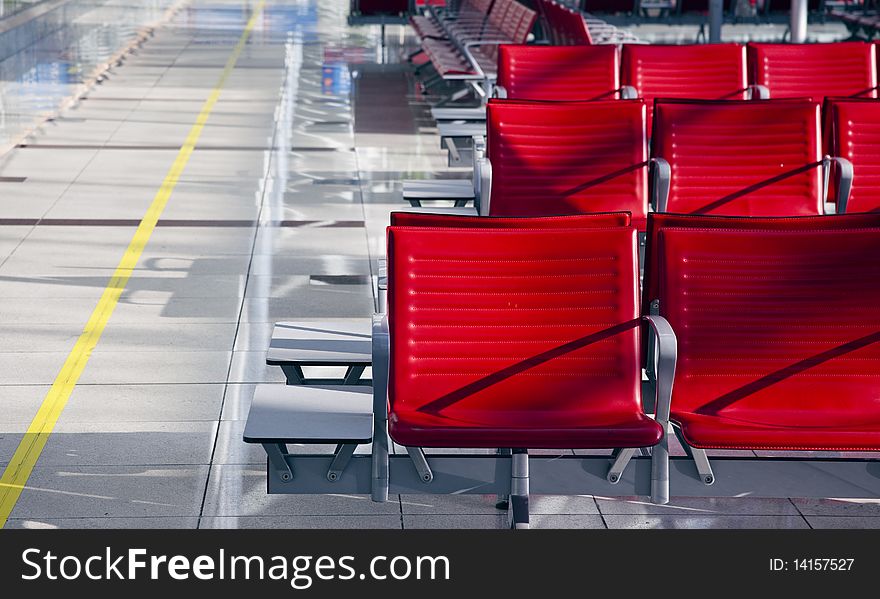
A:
[[497, 45, 619, 101], [658, 227, 880, 451], [652, 99, 823, 216], [486, 99, 649, 229], [390, 211, 631, 227], [748, 42, 878, 100], [386, 226, 662, 448], [621, 44, 748, 133], [826, 98, 880, 213]]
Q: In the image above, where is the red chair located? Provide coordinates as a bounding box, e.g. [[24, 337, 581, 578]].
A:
[[482, 99, 649, 229], [747, 42, 878, 100], [621, 43, 749, 133], [653, 226, 880, 500], [650, 99, 830, 217], [826, 98, 880, 213], [384, 225, 663, 525], [495, 45, 619, 101], [390, 211, 630, 227]]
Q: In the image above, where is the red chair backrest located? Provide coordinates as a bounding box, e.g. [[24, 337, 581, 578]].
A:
[[651, 99, 823, 217], [386, 226, 642, 444], [642, 212, 880, 309], [489, 0, 537, 42], [486, 99, 649, 228], [497, 45, 618, 101], [826, 98, 880, 213], [748, 42, 878, 100], [621, 43, 748, 132], [542, 0, 593, 45], [657, 227, 880, 440], [390, 211, 631, 227]]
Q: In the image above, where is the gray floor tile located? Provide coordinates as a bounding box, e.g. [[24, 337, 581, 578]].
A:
[[201, 516, 402, 529], [596, 496, 801, 516], [5, 517, 199, 529], [38, 421, 217, 466], [403, 515, 509, 529], [62, 384, 224, 423], [603, 515, 811, 529], [9, 465, 209, 519], [791, 498, 880, 516], [804, 516, 880, 529]]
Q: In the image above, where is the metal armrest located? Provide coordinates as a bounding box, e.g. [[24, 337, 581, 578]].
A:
[[620, 85, 638, 100], [651, 157, 671, 213], [823, 155, 854, 214], [462, 39, 510, 78], [371, 314, 390, 502], [478, 156, 492, 216], [472, 135, 485, 200], [644, 314, 677, 506], [493, 84, 507, 99], [748, 84, 769, 99]]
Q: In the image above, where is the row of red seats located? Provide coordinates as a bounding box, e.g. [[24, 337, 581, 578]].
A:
[[495, 42, 879, 129], [383, 211, 880, 506], [479, 97, 877, 228], [414, 0, 537, 78]]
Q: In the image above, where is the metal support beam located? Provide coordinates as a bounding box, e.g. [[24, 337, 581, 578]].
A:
[[708, 0, 724, 43], [791, 0, 808, 43], [327, 443, 358, 482]]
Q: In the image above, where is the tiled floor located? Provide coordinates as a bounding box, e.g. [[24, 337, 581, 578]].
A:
[[0, 0, 876, 530]]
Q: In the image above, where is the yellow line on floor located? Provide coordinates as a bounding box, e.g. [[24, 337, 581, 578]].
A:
[[0, 0, 266, 528]]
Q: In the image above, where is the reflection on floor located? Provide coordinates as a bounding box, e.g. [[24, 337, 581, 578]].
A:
[[0, 0, 875, 530]]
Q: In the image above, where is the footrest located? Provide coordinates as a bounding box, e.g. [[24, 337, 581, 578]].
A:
[[267, 319, 372, 367], [243, 385, 373, 444]]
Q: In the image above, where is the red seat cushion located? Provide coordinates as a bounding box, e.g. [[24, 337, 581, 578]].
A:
[[389, 211, 631, 227], [748, 42, 878, 100], [658, 227, 880, 451], [387, 226, 661, 448], [486, 99, 649, 229], [652, 99, 823, 217]]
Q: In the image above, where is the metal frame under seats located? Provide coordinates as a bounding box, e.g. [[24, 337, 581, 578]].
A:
[[620, 43, 750, 133], [494, 44, 620, 102], [825, 98, 880, 213], [650, 227, 880, 504], [747, 41, 878, 100], [266, 320, 372, 385], [379, 225, 663, 528], [481, 99, 649, 230], [650, 99, 852, 216]]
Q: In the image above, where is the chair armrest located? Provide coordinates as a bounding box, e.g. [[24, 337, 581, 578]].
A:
[[371, 314, 390, 501], [748, 84, 769, 99], [644, 314, 677, 505], [651, 157, 671, 213], [478, 156, 492, 216], [644, 315, 677, 424], [472, 134, 486, 200], [620, 85, 638, 99], [493, 84, 507, 99], [823, 155, 854, 214], [462, 39, 510, 77]]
